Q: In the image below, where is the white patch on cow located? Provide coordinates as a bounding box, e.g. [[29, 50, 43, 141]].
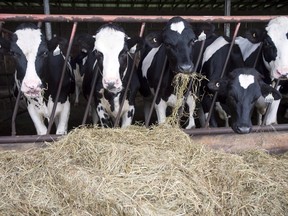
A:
[[170, 21, 185, 34], [202, 36, 229, 66], [264, 93, 274, 103], [15, 28, 43, 96], [265, 16, 288, 78], [94, 27, 125, 89], [197, 31, 206, 41], [53, 45, 61, 56], [142, 45, 161, 78], [26, 97, 49, 135], [155, 99, 168, 124], [235, 36, 261, 61], [265, 99, 281, 125], [47, 96, 70, 135], [238, 74, 255, 89]]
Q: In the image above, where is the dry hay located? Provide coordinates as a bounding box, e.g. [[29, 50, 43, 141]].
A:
[[168, 72, 206, 126], [0, 125, 288, 216]]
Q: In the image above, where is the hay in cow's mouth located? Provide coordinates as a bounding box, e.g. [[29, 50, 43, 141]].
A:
[[168, 72, 207, 126], [0, 125, 287, 215]]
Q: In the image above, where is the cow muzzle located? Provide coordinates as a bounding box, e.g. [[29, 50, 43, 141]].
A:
[[21, 80, 43, 98], [274, 69, 288, 80], [103, 78, 123, 93], [232, 125, 252, 134], [177, 63, 194, 74]]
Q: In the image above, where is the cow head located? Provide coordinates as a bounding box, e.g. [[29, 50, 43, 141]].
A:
[[0, 23, 48, 98], [92, 23, 141, 93], [246, 17, 288, 80], [145, 16, 197, 74], [208, 67, 282, 134]]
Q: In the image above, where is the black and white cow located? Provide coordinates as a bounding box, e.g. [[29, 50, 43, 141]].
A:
[[0, 23, 74, 135], [137, 16, 198, 129], [81, 23, 141, 127], [69, 33, 95, 105], [208, 67, 282, 134], [193, 23, 244, 127], [235, 16, 288, 125]]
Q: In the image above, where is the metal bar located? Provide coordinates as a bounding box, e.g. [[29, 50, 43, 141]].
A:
[[114, 22, 146, 127], [204, 22, 241, 128], [81, 66, 100, 125], [145, 56, 168, 128], [224, 0, 231, 37], [46, 22, 78, 134], [0, 14, 282, 23], [43, 0, 52, 40], [0, 134, 61, 144], [183, 123, 288, 136], [11, 87, 22, 136]]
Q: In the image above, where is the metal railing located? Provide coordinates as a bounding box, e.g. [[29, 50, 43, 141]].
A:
[[1, 14, 288, 145]]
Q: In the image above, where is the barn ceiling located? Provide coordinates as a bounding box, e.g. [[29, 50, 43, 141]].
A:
[[0, 0, 287, 15]]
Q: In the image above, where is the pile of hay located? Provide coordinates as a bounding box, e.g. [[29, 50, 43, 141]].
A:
[[0, 125, 287, 215]]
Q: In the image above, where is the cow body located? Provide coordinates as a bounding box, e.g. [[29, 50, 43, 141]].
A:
[[82, 23, 140, 127], [208, 67, 281, 134], [235, 16, 288, 125], [194, 29, 244, 127], [137, 16, 198, 129], [0, 23, 74, 135]]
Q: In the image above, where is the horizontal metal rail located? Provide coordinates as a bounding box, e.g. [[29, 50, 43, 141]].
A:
[[0, 14, 284, 23]]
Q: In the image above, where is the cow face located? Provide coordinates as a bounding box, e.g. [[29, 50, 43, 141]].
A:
[[9, 23, 48, 98], [92, 24, 138, 94], [208, 68, 282, 134], [145, 17, 197, 74], [247, 17, 288, 80]]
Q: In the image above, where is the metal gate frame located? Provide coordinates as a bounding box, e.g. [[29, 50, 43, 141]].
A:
[[0, 13, 288, 145]]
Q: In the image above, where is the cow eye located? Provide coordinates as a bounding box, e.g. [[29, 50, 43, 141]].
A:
[[41, 51, 48, 57], [165, 43, 172, 49], [10, 51, 20, 58]]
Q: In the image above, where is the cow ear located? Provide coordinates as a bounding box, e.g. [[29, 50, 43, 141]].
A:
[[126, 36, 143, 53], [194, 22, 215, 40], [245, 28, 266, 43], [260, 83, 282, 102], [0, 37, 11, 55], [145, 31, 162, 48], [47, 36, 68, 54], [75, 33, 95, 52]]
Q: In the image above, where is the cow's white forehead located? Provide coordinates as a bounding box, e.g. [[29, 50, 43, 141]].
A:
[[266, 16, 288, 40], [15, 28, 42, 56], [170, 21, 185, 34], [238, 74, 255, 89], [94, 27, 125, 54]]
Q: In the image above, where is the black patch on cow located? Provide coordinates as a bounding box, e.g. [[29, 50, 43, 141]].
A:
[[127, 108, 134, 118], [262, 35, 277, 63]]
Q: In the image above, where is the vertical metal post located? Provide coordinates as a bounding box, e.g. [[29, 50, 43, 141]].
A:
[[43, 0, 52, 40], [224, 0, 231, 37]]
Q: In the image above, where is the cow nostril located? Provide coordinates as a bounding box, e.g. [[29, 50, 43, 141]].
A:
[[179, 64, 193, 73], [106, 82, 115, 90], [236, 126, 251, 134]]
